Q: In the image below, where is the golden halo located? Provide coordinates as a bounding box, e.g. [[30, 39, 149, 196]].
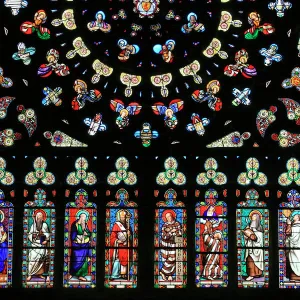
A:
[[249, 210, 263, 220]]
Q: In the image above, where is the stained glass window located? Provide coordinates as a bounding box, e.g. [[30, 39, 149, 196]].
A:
[[0, 190, 13, 288], [195, 189, 228, 288], [105, 189, 138, 288], [236, 189, 269, 288], [22, 188, 55, 288], [63, 189, 97, 288], [154, 188, 187, 288], [279, 189, 300, 288]]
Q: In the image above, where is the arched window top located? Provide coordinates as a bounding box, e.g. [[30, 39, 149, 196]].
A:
[[280, 189, 300, 208], [237, 189, 267, 207], [66, 189, 96, 209], [156, 188, 185, 207], [107, 189, 137, 207], [25, 188, 54, 207], [196, 189, 227, 217]]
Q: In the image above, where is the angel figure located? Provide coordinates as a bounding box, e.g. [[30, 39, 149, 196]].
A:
[[72, 80, 102, 111], [181, 12, 205, 34], [20, 10, 50, 40], [244, 12, 275, 40], [192, 80, 222, 111], [12, 42, 36, 65], [224, 49, 257, 78], [110, 99, 142, 129], [117, 39, 140, 62], [37, 49, 69, 78], [152, 99, 184, 130], [153, 40, 175, 63]]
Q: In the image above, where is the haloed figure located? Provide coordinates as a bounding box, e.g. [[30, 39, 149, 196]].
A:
[[160, 210, 182, 281], [27, 212, 50, 282], [110, 209, 133, 280], [69, 212, 91, 282], [243, 212, 264, 281], [0, 223, 8, 276], [285, 212, 300, 281]]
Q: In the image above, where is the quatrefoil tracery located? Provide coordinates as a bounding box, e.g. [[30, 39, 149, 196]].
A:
[[107, 157, 137, 186], [25, 157, 55, 185], [196, 158, 227, 185], [237, 157, 267, 186], [66, 157, 97, 186], [156, 157, 186, 186]]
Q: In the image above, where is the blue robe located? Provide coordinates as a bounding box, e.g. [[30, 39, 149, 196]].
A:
[[0, 223, 8, 273], [70, 221, 91, 277]]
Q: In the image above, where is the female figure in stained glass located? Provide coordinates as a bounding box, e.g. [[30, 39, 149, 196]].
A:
[[243, 211, 264, 281], [110, 209, 133, 280], [69, 212, 91, 282]]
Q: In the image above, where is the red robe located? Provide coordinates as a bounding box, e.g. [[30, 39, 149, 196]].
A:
[[109, 222, 132, 273]]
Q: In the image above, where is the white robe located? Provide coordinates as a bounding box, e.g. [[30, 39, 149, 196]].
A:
[[27, 221, 50, 276], [245, 228, 264, 271], [286, 223, 300, 276]]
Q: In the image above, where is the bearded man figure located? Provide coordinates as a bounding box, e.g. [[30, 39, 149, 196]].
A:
[[26, 211, 50, 282]]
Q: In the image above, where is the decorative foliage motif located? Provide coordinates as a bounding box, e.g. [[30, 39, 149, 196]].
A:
[[236, 189, 269, 288], [196, 158, 227, 186], [195, 189, 228, 288], [66, 157, 97, 186], [0, 97, 14, 119], [107, 157, 137, 186], [256, 106, 277, 137], [156, 157, 186, 186], [64, 189, 97, 288], [105, 189, 138, 288], [25, 157, 55, 186], [22, 189, 55, 288], [154, 189, 187, 288], [278, 158, 300, 186], [237, 158, 268, 186]]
